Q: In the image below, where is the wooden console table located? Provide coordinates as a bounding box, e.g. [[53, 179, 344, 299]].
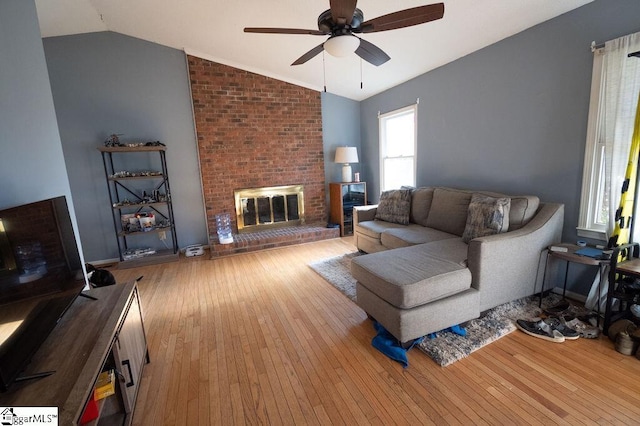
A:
[[0, 281, 148, 425]]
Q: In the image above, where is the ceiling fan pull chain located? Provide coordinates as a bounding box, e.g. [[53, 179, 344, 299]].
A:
[[323, 51, 327, 92], [360, 58, 363, 89]]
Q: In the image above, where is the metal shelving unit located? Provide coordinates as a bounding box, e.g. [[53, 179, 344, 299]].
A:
[[99, 145, 179, 267]]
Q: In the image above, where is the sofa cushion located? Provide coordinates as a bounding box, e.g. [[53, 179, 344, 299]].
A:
[[462, 194, 511, 243], [375, 189, 412, 225], [380, 225, 457, 249], [409, 187, 435, 226], [425, 188, 472, 236], [507, 195, 539, 230], [355, 219, 407, 240], [420, 238, 470, 266], [351, 244, 472, 310]]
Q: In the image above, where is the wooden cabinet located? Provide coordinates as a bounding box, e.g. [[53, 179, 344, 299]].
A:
[[98, 146, 179, 268], [112, 293, 147, 414], [0, 282, 149, 425], [329, 182, 367, 237]]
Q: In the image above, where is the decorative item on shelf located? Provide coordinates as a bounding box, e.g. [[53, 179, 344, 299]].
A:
[[109, 170, 162, 178], [104, 133, 123, 147], [122, 247, 156, 260], [94, 370, 116, 400], [121, 214, 140, 232], [137, 212, 155, 232], [335, 146, 359, 183], [215, 213, 234, 244]]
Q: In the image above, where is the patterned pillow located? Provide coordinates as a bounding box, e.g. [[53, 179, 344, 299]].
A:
[[462, 194, 511, 243], [375, 189, 412, 225]]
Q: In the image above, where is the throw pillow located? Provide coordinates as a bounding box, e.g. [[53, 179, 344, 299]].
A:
[[462, 194, 511, 243], [375, 189, 412, 225]]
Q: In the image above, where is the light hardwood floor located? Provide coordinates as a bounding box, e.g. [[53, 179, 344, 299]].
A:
[[109, 237, 640, 425]]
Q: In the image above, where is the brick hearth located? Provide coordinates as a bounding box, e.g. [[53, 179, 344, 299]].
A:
[[210, 224, 339, 258]]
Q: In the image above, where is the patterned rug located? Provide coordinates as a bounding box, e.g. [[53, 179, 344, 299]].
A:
[[308, 252, 569, 366]]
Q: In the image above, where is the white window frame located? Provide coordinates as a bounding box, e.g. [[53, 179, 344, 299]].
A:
[[577, 49, 607, 241], [578, 35, 640, 243], [379, 104, 418, 192]]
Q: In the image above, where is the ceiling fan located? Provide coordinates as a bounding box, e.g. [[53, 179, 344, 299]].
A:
[[244, 1, 444, 67]]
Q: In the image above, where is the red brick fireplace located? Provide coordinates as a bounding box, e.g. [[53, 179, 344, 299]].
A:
[[187, 56, 338, 257]]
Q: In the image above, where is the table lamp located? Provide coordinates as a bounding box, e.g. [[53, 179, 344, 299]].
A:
[[335, 147, 359, 183]]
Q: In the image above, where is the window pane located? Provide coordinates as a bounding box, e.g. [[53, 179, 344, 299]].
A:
[[383, 157, 414, 190], [384, 112, 414, 157], [595, 145, 609, 225]]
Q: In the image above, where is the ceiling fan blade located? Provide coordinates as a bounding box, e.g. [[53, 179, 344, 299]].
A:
[[354, 38, 390, 66], [329, 0, 358, 25], [357, 3, 444, 33], [244, 27, 326, 36], [291, 43, 325, 66]]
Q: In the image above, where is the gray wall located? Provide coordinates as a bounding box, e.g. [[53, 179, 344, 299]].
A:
[[321, 92, 362, 216], [43, 32, 207, 262], [0, 0, 84, 264], [360, 0, 640, 296]]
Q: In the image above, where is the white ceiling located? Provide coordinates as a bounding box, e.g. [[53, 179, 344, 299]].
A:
[[35, 0, 593, 101]]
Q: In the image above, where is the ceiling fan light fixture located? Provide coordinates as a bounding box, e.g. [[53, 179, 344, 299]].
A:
[[324, 35, 360, 57]]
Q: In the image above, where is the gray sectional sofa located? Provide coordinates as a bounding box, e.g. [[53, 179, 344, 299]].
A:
[[351, 186, 564, 343]]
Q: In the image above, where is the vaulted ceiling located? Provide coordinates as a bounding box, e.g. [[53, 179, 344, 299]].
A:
[[35, 0, 593, 101]]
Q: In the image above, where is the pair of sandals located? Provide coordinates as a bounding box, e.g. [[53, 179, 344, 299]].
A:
[[516, 317, 581, 343]]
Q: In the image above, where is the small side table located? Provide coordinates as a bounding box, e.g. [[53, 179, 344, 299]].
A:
[[540, 243, 609, 323]]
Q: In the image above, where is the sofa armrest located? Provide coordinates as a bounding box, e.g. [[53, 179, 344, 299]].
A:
[[467, 202, 564, 311], [353, 205, 378, 227]]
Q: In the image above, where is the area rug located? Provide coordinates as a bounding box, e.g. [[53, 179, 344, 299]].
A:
[[308, 252, 571, 367], [308, 252, 361, 302]]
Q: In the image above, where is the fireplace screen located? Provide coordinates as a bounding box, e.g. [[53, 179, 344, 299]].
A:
[[234, 185, 305, 233]]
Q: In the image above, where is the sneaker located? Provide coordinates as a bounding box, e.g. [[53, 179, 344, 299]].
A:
[[543, 317, 580, 340], [564, 318, 600, 339], [516, 319, 565, 343]]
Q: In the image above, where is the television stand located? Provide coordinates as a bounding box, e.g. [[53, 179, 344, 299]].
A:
[[0, 281, 148, 425]]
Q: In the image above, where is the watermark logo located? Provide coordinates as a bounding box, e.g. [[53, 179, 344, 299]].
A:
[[0, 407, 58, 426]]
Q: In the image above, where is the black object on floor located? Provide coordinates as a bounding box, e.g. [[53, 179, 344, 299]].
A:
[[516, 319, 565, 343]]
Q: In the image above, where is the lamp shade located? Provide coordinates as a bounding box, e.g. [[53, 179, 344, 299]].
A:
[[334, 146, 359, 164], [324, 35, 360, 57]]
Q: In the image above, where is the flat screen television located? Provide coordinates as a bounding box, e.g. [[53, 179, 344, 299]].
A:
[[0, 196, 86, 392]]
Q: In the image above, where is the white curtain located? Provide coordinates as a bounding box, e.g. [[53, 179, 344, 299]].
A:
[[586, 32, 640, 312], [603, 32, 640, 239]]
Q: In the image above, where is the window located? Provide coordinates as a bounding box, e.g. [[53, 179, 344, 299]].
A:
[[379, 104, 417, 191], [578, 34, 640, 242]]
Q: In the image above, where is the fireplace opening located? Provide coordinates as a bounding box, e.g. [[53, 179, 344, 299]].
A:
[[234, 185, 305, 233]]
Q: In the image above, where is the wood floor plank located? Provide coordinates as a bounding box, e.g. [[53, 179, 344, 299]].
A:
[[112, 238, 640, 426]]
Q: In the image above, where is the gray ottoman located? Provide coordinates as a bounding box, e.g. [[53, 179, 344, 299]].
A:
[[351, 243, 480, 342]]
